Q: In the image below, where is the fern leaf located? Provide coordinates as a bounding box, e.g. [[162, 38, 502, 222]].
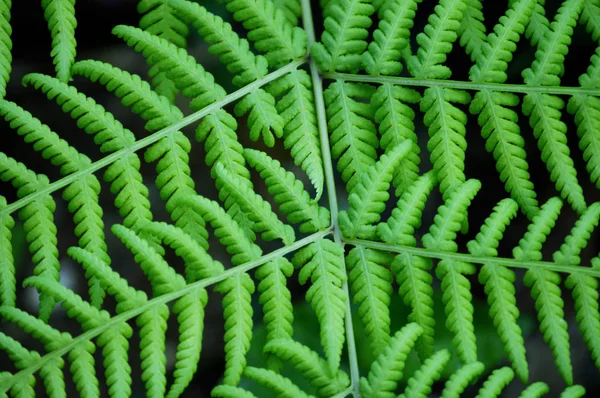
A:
[[181, 195, 262, 265], [581, 0, 600, 40], [560, 385, 586, 398], [407, 0, 468, 79], [457, 0, 485, 60], [311, 0, 375, 72], [223, 0, 306, 66], [399, 349, 451, 398], [340, 141, 410, 238], [363, 0, 420, 76], [0, 98, 109, 306], [244, 366, 313, 398], [468, 198, 528, 382], [272, 0, 301, 26], [216, 163, 295, 245], [475, 367, 514, 398], [211, 385, 257, 398], [214, 272, 255, 386], [325, 80, 378, 192], [264, 338, 350, 396], [255, 258, 294, 370], [421, 87, 470, 200], [0, 307, 99, 398], [292, 239, 346, 372], [0, 154, 58, 321], [519, 382, 549, 398], [168, 0, 267, 85], [392, 253, 435, 360], [359, 322, 423, 398], [0, 197, 15, 307], [137, 0, 189, 101], [0, 0, 11, 98], [371, 84, 421, 195], [567, 47, 600, 188], [137, 306, 169, 398], [442, 362, 485, 398], [22, 73, 153, 231], [514, 198, 573, 385], [234, 89, 284, 147], [346, 247, 394, 357], [42, 0, 76, 82], [470, 90, 538, 218], [378, 171, 436, 246], [522, 1, 550, 46], [142, 221, 223, 281], [168, 288, 208, 398], [423, 179, 481, 252], [267, 69, 324, 200], [244, 148, 329, 232]]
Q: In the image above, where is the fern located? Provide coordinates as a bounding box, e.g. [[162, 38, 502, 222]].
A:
[[2, 1, 600, 397]]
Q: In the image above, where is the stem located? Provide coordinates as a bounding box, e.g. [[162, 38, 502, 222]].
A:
[[301, 0, 361, 396]]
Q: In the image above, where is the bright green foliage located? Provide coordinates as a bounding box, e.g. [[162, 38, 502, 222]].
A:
[[359, 322, 422, 398], [312, 0, 375, 72], [222, 0, 306, 66], [292, 239, 346, 373], [42, 0, 76, 83], [325, 80, 378, 192], [0, 0, 10, 98], [363, 0, 421, 76], [244, 148, 329, 232], [267, 69, 324, 200], [264, 339, 350, 396], [1, 0, 600, 397], [346, 246, 393, 356]]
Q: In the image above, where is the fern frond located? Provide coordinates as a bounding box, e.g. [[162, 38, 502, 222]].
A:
[[363, 0, 420, 76], [475, 366, 514, 397], [264, 338, 350, 396], [0, 98, 109, 306], [470, 90, 538, 218], [0, 0, 11, 98], [567, 47, 600, 188], [522, 1, 550, 46], [243, 366, 312, 398], [457, 0, 485, 60], [421, 87, 470, 200], [272, 0, 301, 26], [267, 69, 324, 200], [519, 382, 549, 397], [42, 0, 76, 82], [359, 322, 422, 398], [339, 141, 410, 238], [137, 0, 189, 100], [181, 195, 262, 265], [168, 0, 267, 85], [346, 246, 393, 357], [514, 199, 572, 384], [399, 349, 452, 398], [468, 198, 528, 382], [211, 385, 257, 398], [560, 385, 586, 398], [216, 163, 295, 245], [0, 154, 58, 321], [391, 253, 435, 360], [234, 89, 284, 147], [244, 148, 329, 232], [442, 362, 485, 397], [378, 171, 436, 246], [371, 84, 421, 195], [292, 238, 346, 372], [214, 272, 255, 386], [407, 0, 468, 79], [311, 0, 375, 72], [554, 204, 600, 372], [222, 0, 306, 66], [23, 73, 153, 231], [325, 80, 378, 192], [0, 197, 15, 308], [255, 257, 294, 370], [0, 307, 99, 398], [137, 305, 169, 398], [581, 0, 600, 40]]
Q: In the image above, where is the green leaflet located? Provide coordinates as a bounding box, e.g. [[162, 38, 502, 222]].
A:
[[0, 197, 14, 308], [0, 0, 10, 99], [42, 0, 76, 83]]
